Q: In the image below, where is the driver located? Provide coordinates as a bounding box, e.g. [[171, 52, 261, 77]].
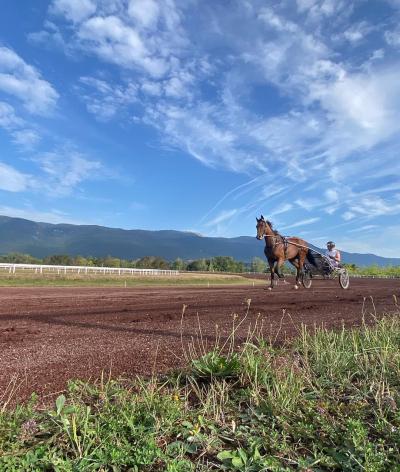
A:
[[326, 241, 341, 267]]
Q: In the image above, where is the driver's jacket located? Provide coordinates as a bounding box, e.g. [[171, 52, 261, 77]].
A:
[[325, 249, 341, 264]]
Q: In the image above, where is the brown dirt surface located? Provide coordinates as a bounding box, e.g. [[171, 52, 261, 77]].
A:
[[1, 277, 399, 406]]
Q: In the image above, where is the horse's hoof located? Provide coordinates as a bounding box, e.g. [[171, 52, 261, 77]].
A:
[[294, 285, 299, 290], [268, 287, 272, 291]]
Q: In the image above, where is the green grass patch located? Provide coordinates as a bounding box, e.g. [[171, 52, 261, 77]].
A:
[[0, 273, 265, 287], [345, 264, 400, 278], [1, 311, 400, 471]]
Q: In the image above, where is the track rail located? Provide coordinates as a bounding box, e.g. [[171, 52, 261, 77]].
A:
[[0, 263, 179, 276]]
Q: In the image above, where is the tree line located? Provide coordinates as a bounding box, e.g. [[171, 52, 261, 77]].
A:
[[0, 252, 270, 273], [1, 252, 398, 275]]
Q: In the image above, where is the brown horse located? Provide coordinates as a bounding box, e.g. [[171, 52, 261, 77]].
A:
[[256, 215, 309, 289]]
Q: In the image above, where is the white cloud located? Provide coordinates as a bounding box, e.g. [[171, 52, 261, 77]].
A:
[[0, 101, 40, 149], [259, 7, 298, 33], [385, 29, 400, 47], [0, 163, 31, 192], [0, 205, 83, 225], [141, 80, 162, 96], [164, 70, 194, 99], [28, 21, 66, 50], [78, 15, 169, 77], [348, 195, 400, 218], [128, 0, 160, 28], [78, 76, 137, 120], [281, 217, 320, 229], [0, 148, 103, 196], [269, 203, 293, 217], [295, 198, 323, 211], [0, 101, 22, 129], [325, 189, 338, 202], [0, 46, 58, 115], [50, 0, 96, 23], [348, 225, 378, 233], [295, 0, 351, 21], [368, 49, 385, 63], [205, 209, 237, 226], [343, 211, 356, 221], [12, 129, 40, 148], [45, 0, 189, 82], [34, 150, 102, 196], [310, 68, 400, 151], [341, 21, 373, 44], [144, 103, 237, 169]]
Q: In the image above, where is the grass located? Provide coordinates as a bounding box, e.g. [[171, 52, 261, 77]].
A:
[[0, 272, 265, 287], [1, 303, 400, 471]]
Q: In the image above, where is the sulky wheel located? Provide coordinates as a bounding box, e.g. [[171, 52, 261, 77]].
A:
[[301, 270, 312, 289], [339, 269, 350, 289]]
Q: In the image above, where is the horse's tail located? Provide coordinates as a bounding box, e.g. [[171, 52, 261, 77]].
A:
[[306, 248, 319, 269], [306, 248, 324, 271]]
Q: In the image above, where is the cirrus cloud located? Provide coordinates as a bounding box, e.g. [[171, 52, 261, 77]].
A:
[[0, 46, 58, 115]]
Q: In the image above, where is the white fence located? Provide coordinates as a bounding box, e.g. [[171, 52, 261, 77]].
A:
[[349, 274, 400, 279], [0, 263, 179, 277]]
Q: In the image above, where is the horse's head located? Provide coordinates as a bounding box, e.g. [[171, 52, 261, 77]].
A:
[[256, 215, 273, 240]]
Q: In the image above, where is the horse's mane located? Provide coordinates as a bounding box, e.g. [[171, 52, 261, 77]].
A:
[[266, 220, 280, 236]]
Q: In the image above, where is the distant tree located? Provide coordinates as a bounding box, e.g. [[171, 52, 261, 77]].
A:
[[187, 258, 208, 271], [103, 256, 121, 267], [135, 256, 151, 269], [211, 256, 241, 272], [251, 257, 266, 273], [343, 263, 357, 272], [171, 258, 187, 270], [119, 259, 133, 268], [0, 252, 41, 264], [72, 256, 88, 266], [152, 257, 170, 269], [43, 254, 72, 265], [136, 256, 170, 269]]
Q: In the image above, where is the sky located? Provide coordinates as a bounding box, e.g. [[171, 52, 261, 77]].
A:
[[0, 0, 400, 257]]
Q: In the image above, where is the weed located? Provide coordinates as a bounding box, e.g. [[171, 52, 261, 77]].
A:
[[1, 310, 400, 470]]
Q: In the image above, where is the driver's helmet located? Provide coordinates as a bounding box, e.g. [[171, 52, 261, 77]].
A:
[[327, 241, 335, 249]]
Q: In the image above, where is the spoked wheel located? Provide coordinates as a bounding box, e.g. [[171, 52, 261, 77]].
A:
[[301, 270, 312, 289], [339, 269, 350, 289]]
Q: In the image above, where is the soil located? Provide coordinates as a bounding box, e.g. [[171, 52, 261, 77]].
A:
[[1, 277, 399, 405]]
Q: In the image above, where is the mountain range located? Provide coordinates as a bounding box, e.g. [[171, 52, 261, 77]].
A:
[[0, 216, 398, 266]]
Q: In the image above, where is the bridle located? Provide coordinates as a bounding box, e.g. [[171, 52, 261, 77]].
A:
[[257, 222, 287, 249]]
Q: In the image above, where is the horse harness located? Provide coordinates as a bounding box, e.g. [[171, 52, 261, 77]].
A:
[[265, 232, 289, 258]]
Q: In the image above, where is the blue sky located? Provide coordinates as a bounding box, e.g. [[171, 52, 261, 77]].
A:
[[0, 0, 400, 257]]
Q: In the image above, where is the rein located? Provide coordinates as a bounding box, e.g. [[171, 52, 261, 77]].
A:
[[262, 232, 289, 254], [264, 234, 329, 259], [263, 233, 286, 244]]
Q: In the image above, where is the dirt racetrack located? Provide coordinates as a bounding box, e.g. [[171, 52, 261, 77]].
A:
[[1, 277, 399, 405]]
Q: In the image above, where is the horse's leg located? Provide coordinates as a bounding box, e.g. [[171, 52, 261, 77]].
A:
[[268, 259, 275, 290], [289, 258, 300, 289], [297, 251, 307, 286], [275, 258, 286, 280]]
